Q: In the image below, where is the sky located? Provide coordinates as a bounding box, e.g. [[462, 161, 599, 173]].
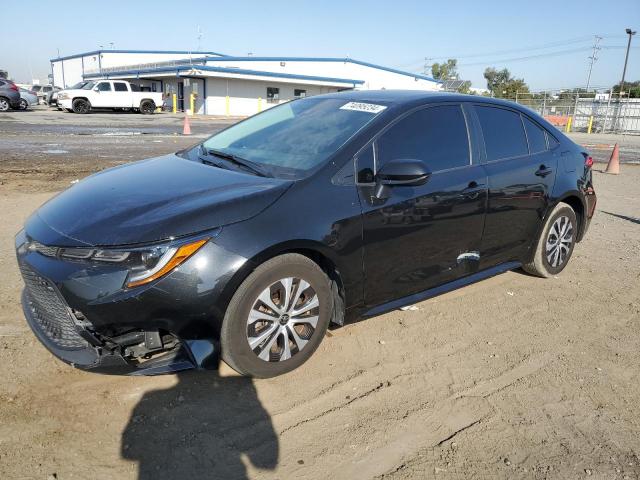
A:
[[2, 0, 639, 91]]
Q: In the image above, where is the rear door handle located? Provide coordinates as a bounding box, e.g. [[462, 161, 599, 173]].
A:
[[461, 181, 486, 200], [535, 165, 553, 177]]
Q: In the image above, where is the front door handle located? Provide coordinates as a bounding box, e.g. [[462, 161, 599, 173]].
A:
[[535, 165, 553, 177]]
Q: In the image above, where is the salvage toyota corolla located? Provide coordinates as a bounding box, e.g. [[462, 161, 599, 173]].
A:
[[16, 91, 597, 377]]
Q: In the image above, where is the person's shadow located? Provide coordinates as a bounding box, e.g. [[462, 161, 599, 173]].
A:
[[121, 365, 278, 479]]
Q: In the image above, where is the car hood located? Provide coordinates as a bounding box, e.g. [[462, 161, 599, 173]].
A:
[[26, 154, 292, 247]]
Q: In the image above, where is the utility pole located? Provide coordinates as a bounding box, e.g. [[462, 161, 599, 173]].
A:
[[613, 28, 636, 132], [585, 35, 602, 92], [619, 28, 636, 98]]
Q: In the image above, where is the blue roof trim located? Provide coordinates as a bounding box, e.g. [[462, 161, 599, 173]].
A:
[[50, 49, 225, 62], [201, 56, 438, 82], [83, 64, 365, 85]]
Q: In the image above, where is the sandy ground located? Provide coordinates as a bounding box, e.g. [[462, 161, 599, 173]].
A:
[[0, 112, 639, 479]]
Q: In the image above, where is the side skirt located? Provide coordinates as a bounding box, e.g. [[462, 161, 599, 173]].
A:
[[363, 261, 522, 318]]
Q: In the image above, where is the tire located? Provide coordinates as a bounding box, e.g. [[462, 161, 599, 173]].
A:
[[221, 253, 333, 378], [0, 97, 9, 112], [139, 100, 155, 114], [523, 202, 577, 278], [72, 98, 90, 114], [19, 99, 28, 110]]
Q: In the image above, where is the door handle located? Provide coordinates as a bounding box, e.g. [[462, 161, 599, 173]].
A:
[[460, 181, 486, 200], [535, 165, 553, 177]]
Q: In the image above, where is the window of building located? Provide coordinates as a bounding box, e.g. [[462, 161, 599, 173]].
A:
[[522, 115, 547, 154], [96, 82, 112, 92], [294, 89, 307, 98], [267, 87, 280, 103], [113, 82, 128, 92], [376, 105, 470, 171], [476, 106, 528, 161]]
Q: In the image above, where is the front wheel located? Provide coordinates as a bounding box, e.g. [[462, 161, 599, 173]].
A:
[[139, 100, 156, 114], [221, 254, 333, 378], [72, 98, 90, 114], [523, 202, 577, 278], [0, 97, 10, 112], [19, 99, 28, 110]]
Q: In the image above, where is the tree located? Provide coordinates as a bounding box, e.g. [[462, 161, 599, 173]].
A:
[[612, 80, 640, 98], [483, 67, 530, 98], [431, 59, 459, 81], [431, 59, 472, 94]]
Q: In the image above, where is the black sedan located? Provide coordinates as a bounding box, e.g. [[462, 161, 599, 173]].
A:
[[15, 91, 596, 377]]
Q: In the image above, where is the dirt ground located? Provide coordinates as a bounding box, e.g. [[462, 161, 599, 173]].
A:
[[0, 110, 639, 479]]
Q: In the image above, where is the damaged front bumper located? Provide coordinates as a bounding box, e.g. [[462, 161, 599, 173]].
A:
[[15, 227, 248, 375], [22, 289, 218, 375]]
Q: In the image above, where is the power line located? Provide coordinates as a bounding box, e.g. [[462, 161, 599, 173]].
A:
[[456, 46, 593, 66]]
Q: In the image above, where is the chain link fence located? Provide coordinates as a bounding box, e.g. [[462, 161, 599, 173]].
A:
[[508, 93, 640, 135]]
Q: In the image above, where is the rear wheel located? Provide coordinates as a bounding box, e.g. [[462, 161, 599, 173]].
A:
[[139, 100, 155, 114], [221, 254, 332, 378], [72, 98, 90, 114], [0, 97, 9, 112], [19, 99, 28, 110], [523, 202, 577, 278]]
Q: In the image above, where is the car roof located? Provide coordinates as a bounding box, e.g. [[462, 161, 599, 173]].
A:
[[320, 89, 522, 109]]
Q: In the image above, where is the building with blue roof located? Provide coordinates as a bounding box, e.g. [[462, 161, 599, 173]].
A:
[[50, 50, 440, 116]]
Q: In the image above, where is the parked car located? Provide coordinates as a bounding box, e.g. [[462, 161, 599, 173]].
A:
[[0, 79, 21, 111], [18, 88, 39, 110], [45, 86, 63, 106], [29, 84, 58, 104], [57, 80, 162, 114], [15, 91, 596, 377]]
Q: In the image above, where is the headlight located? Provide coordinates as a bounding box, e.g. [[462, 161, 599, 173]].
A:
[[58, 93, 68, 100], [57, 238, 209, 288]]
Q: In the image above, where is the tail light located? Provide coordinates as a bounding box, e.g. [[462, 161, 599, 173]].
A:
[[8, 82, 19, 92], [585, 156, 594, 168]]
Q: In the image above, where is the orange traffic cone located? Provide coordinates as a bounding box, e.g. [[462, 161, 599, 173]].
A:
[[604, 143, 620, 174], [182, 115, 191, 136]]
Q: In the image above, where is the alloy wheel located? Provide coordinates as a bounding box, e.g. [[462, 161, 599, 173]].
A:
[[246, 277, 319, 362], [0, 99, 9, 111], [546, 215, 573, 268]]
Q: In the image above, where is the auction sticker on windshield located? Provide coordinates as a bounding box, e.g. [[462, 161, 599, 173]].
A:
[[339, 102, 387, 114]]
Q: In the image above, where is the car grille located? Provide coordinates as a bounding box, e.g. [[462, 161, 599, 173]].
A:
[[19, 262, 88, 349]]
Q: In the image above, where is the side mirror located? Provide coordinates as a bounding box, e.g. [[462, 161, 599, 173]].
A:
[[377, 159, 431, 187]]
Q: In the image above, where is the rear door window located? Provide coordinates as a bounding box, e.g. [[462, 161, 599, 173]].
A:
[[476, 106, 528, 161], [113, 82, 128, 92], [522, 116, 547, 154], [376, 105, 470, 172]]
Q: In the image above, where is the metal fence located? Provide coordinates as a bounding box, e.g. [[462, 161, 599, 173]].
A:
[[508, 93, 640, 134]]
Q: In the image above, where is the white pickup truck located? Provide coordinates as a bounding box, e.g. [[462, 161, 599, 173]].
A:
[[57, 80, 163, 114]]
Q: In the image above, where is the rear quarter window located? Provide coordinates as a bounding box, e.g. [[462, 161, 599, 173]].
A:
[[522, 116, 548, 154], [476, 105, 528, 161]]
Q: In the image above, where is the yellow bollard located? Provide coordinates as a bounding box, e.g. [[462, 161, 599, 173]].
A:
[[189, 93, 195, 116], [172, 94, 177, 114], [587, 115, 594, 134], [225, 96, 230, 116], [565, 116, 572, 133], [258, 97, 262, 113]]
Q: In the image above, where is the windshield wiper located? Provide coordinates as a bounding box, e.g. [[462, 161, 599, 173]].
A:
[[203, 148, 271, 178]]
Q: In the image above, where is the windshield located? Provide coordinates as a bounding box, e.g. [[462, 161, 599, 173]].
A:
[[81, 82, 96, 90], [70, 82, 87, 89], [201, 97, 386, 178]]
